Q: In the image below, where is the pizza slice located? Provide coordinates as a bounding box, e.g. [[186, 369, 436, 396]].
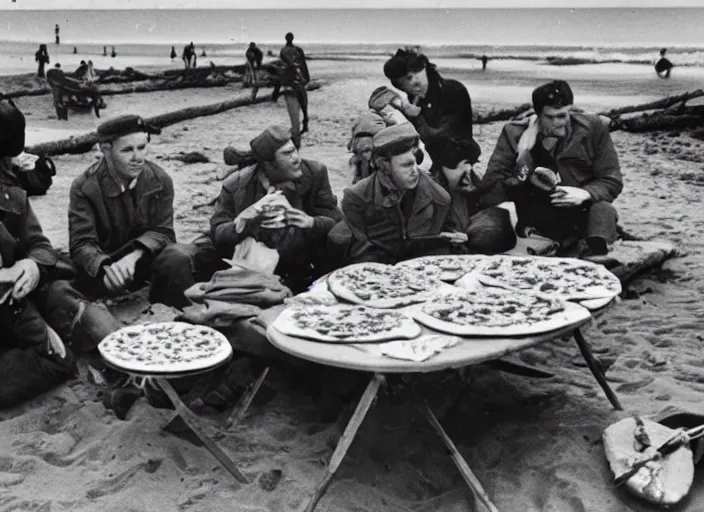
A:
[[396, 255, 487, 282]]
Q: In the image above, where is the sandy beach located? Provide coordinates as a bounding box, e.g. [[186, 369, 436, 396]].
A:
[[2, 55, 704, 512]]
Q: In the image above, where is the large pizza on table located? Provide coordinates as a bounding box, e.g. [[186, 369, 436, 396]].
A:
[[474, 255, 622, 301], [412, 288, 591, 336], [99, 322, 233, 373], [395, 255, 487, 282], [272, 304, 422, 343], [327, 262, 442, 308]]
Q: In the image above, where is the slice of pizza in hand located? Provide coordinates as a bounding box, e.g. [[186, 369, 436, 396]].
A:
[[327, 262, 442, 309], [272, 304, 422, 343]]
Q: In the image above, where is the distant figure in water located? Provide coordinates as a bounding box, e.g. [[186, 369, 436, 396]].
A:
[[103, 46, 107, 56], [655, 48, 673, 79], [35, 44, 50, 78], [111, 46, 117, 58], [55, 24, 60, 45], [73, 46, 77, 54], [481, 55, 488, 70], [170, 46, 177, 61], [201, 47, 207, 57]]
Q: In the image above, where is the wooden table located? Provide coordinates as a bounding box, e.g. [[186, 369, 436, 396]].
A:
[[266, 303, 622, 512]]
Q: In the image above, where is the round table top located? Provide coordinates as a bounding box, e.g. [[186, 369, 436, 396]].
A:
[[266, 311, 593, 374], [103, 353, 233, 379]]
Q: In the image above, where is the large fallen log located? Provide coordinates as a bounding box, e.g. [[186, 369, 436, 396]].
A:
[[475, 103, 532, 124], [25, 80, 324, 157], [612, 113, 704, 133], [599, 90, 704, 118]]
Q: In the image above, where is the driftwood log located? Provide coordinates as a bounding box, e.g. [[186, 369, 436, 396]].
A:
[[600, 90, 704, 133], [25, 80, 324, 157], [475, 103, 532, 124]]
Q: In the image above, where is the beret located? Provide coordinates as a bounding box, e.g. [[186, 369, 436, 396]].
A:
[[97, 114, 161, 142], [372, 123, 419, 158], [425, 136, 481, 167], [250, 125, 291, 161], [0, 99, 26, 158], [532, 80, 574, 114]]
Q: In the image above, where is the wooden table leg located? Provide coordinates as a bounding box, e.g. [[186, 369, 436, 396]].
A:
[[421, 401, 500, 512], [154, 377, 249, 484], [573, 329, 623, 411], [226, 366, 270, 428], [304, 373, 384, 512], [164, 370, 221, 432]]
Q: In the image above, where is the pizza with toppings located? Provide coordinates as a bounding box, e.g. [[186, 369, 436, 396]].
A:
[[327, 262, 443, 308], [413, 288, 591, 336], [272, 304, 422, 343], [98, 322, 233, 373], [474, 255, 622, 301], [395, 255, 487, 282]]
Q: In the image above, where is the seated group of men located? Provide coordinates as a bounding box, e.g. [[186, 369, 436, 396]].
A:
[[0, 50, 622, 410]]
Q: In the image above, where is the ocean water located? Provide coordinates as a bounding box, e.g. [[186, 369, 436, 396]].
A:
[[1, 8, 703, 75]]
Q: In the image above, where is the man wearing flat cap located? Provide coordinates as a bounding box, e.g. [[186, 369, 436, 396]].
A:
[[382, 49, 481, 168], [42, 114, 196, 362], [208, 125, 341, 292], [342, 123, 455, 264], [480, 80, 623, 256], [428, 136, 516, 255], [0, 99, 76, 407]]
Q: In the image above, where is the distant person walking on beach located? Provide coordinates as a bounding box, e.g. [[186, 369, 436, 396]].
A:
[[272, 32, 310, 147], [111, 46, 117, 58], [170, 46, 177, 61], [655, 48, 673, 79], [55, 24, 60, 45], [103, 46, 107, 57], [182, 42, 196, 69], [35, 44, 50, 78], [481, 55, 488, 70], [383, 49, 481, 167], [244, 42, 263, 100]]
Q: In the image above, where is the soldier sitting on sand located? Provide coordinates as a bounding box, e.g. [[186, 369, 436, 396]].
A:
[[188, 125, 342, 295], [479, 80, 623, 258], [341, 123, 461, 264]]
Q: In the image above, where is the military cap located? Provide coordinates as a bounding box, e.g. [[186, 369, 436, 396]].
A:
[[97, 114, 161, 143], [532, 80, 574, 114], [368, 86, 401, 111], [348, 111, 385, 150], [0, 99, 26, 158], [426, 135, 481, 168], [250, 125, 291, 161], [383, 49, 428, 81], [372, 123, 419, 158]]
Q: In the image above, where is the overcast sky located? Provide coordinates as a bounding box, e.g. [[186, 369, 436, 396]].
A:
[[2, 0, 702, 9]]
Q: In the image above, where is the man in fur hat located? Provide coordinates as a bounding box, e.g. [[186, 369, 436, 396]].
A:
[[342, 123, 461, 264], [209, 125, 341, 292], [383, 49, 481, 167], [480, 80, 622, 256]]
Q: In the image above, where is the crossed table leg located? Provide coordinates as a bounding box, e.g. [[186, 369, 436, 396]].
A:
[[302, 327, 623, 512]]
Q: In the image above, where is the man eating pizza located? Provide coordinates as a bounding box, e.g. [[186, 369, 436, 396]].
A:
[[479, 80, 623, 257], [0, 99, 75, 408], [204, 125, 342, 293], [341, 123, 458, 264]]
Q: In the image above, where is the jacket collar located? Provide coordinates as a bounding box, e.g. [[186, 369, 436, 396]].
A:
[[374, 171, 434, 215], [96, 157, 163, 198]]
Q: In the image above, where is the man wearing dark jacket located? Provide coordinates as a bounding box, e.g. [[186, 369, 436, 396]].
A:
[[209, 125, 341, 292], [383, 49, 481, 167], [480, 80, 622, 255], [0, 99, 75, 408], [342, 123, 456, 264]]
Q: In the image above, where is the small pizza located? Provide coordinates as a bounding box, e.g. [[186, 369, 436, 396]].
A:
[[396, 255, 487, 282], [259, 204, 288, 229], [327, 262, 442, 308], [99, 322, 233, 373], [475, 255, 622, 301], [413, 288, 590, 336], [272, 304, 421, 343]]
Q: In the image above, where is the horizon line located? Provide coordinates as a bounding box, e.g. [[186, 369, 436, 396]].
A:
[[2, 5, 703, 9]]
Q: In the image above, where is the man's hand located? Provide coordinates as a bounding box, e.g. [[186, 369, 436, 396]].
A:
[[439, 232, 469, 245], [285, 208, 315, 229], [6, 259, 41, 300], [234, 191, 286, 232], [102, 249, 145, 294], [550, 186, 592, 207]]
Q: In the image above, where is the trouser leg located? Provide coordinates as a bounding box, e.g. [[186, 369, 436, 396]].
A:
[[584, 201, 618, 255], [464, 207, 517, 255], [284, 93, 302, 147], [0, 301, 76, 408]]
